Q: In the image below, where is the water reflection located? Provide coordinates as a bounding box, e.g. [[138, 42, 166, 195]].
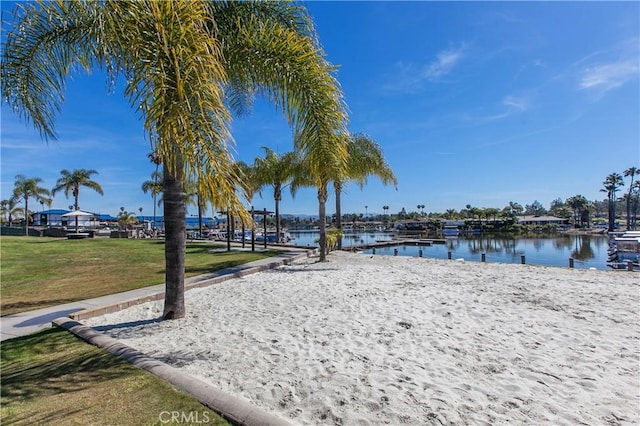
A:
[[570, 235, 596, 262], [288, 230, 611, 270]]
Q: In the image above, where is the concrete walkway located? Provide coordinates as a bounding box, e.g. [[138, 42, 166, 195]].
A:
[[1, 247, 316, 341]]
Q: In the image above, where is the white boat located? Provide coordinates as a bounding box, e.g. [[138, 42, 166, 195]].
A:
[[442, 225, 459, 237], [608, 231, 640, 269]]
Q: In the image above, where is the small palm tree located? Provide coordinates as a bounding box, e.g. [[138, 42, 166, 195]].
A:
[[117, 209, 138, 231], [12, 175, 51, 235], [253, 147, 300, 243], [1, 198, 23, 226], [146, 152, 163, 230], [601, 173, 624, 232], [141, 170, 163, 228], [566, 195, 588, 228], [52, 168, 104, 231], [508, 201, 523, 215], [623, 167, 638, 230], [333, 133, 397, 249]]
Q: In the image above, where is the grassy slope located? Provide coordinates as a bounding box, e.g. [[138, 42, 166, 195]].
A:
[[1, 236, 279, 315]]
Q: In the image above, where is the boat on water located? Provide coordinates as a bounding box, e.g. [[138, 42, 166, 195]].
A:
[[607, 231, 640, 269], [254, 230, 294, 243], [442, 225, 460, 237]]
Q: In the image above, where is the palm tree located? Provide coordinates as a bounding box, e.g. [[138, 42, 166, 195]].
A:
[[146, 152, 163, 230], [508, 201, 523, 216], [623, 167, 638, 230], [141, 170, 163, 229], [234, 161, 261, 205], [632, 181, 640, 230], [1, 198, 23, 226], [566, 195, 588, 228], [601, 173, 624, 232], [2, 1, 346, 316], [117, 209, 138, 231], [52, 169, 104, 231], [253, 147, 300, 243], [12, 175, 51, 235], [332, 133, 397, 249]]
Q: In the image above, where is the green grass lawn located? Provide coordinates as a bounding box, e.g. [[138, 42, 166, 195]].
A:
[[0, 235, 286, 425], [0, 236, 280, 316], [1, 328, 229, 425]]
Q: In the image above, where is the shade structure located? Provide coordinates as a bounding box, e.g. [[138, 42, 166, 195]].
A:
[[61, 210, 94, 217], [62, 210, 95, 237]]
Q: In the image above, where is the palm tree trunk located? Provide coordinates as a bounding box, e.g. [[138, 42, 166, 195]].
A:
[[627, 197, 631, 231], [318, 183, 328, 261], [274, 188, 281, 244], [162, 154, 186, 320], [197, 193, 203, 238], [334, 181, 343, 249], [608, 193, 615, 232], [74, 186, 79, 231], [24, 197, 29, 236]]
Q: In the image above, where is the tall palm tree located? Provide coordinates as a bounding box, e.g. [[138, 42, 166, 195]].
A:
[[205, 2, 348, 259], [2, 1, 345, 316], [211, 1, 348, 260], [253, 147, 300, 243], [623, 167, 638, 231], [333, 133, 397, 249], [601, 173, 624, 232], [52, 168, 104, 231], [12, 175, 51, 235]]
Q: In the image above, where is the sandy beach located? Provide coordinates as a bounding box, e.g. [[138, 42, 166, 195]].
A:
[[84, 251, 639, 425]]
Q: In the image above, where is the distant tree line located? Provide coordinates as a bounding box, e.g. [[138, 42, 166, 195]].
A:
[[276, 167, 639, 233]]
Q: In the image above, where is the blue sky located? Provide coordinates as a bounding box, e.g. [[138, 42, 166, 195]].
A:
[[1, 1, 639, 218]]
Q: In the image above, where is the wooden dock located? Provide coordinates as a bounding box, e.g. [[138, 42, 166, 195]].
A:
[[347, 238, 446, 251]]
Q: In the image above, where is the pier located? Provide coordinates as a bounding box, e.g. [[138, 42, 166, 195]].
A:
[[347, 237, 447, 251]]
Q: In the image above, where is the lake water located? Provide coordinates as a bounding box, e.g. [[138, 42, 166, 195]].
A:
[[288, 231, 612, 270]]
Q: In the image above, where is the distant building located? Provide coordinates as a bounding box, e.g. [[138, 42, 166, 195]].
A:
[[34, 209, 103, 228], [33, 210, 222, 230], [517, 215, 568, 226]]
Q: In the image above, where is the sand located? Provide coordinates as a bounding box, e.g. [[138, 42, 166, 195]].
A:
[[84, 251, 640, 425]]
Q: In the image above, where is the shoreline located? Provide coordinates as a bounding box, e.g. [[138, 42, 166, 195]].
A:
[[85, 252, 640, 425]]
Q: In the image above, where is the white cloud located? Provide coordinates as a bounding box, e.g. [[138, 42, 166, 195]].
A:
[[580, 60, 639, 92], [384, 44, 467, 93], [423, 46, 465, 80], [463, 94, 532, 122], [577, 38, 640, 95], [502, 95, 529, 112]]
